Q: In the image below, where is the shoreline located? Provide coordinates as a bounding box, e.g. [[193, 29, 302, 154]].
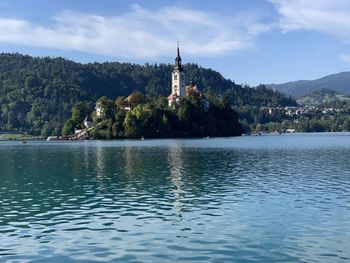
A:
[[2, 131, 350, 142]]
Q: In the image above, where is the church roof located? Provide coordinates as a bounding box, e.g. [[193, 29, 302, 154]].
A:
[[167, 93, 175, 100], [125, 94, 133, 102], [185, 85, 199, 96], [185, 79, 200, 96], [84, 115, 92, 122]]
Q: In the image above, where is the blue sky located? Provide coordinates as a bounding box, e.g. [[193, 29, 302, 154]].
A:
[[0, 0, 349, 85]]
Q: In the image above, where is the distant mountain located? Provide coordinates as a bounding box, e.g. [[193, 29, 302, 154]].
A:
[[269, 72, 350, 98], [297, 88, 350, 107]]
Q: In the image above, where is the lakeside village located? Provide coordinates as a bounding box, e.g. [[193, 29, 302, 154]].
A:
[[255, 104, 349, 134], [42, 46, 350, 141]]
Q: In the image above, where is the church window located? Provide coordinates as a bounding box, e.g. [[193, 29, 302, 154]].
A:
[[174, 74, 177, 81], [174, 85, 178, 94]]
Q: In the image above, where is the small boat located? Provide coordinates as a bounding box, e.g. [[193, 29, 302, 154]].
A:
[[141, 136, 145, 141], [18, 140, 27, 144]]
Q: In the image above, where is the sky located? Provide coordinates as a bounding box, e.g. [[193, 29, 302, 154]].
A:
[[0, 0, 349, 86]]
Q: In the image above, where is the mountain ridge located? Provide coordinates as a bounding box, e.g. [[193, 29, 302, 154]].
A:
[[297, 88, 350, 107], [268, 71, 350, 98]]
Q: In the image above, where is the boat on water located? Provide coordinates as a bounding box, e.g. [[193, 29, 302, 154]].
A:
[[18, 140, 27, 144]]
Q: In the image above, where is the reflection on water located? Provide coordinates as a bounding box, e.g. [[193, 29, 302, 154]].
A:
[[168, 144, 184, 218], [0, 134, 350, 262]]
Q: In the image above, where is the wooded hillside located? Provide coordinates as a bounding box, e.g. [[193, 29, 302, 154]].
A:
[[0, 53, 296, 135]]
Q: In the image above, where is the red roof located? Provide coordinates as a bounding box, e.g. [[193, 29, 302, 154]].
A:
[[185, 85, 199, 96], [167, 94, 174, 100]]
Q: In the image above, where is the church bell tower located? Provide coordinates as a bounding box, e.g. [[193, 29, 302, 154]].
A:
[[171, 42, 186, 99]]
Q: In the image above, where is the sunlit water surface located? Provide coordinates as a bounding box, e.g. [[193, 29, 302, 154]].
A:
[[1, 133, 350, 262]]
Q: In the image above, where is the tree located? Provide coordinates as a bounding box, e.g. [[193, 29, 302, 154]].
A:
[[115, 96, 127, 111], [71, 101, 93, 129], [95, 96, 116, 121], [62, 119, 76, 136], [124, 111, 141, 138], [127, 92, 146, 108]]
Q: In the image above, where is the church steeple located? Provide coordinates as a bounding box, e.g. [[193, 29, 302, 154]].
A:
[[174, 41, 183, 71], [168, 42, 186, 106]]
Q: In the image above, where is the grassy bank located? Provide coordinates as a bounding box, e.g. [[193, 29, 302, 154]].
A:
[[0, 134, 42, 140]]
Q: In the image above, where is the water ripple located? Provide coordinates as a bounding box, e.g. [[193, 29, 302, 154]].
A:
[[0, 135, 350, 262]]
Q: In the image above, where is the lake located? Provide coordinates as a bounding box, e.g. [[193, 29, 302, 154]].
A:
[[1, 133, 350, 262]]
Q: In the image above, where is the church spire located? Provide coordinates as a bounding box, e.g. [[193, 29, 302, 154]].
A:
[[177, 41, 180, 57], [174, 41, 183, 71]]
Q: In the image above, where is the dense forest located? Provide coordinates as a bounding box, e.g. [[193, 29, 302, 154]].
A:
[[0, 53, 296, 136]]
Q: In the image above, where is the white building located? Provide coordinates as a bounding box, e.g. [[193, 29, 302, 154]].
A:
[[168, 43, 186, 106], [95, 103, 103, 118], [84, 116, 93, 128]]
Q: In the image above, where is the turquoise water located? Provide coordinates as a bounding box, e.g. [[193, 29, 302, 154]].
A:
[[1, 133, 350, 262]]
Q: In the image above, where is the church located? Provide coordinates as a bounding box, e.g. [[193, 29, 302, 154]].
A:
[[167, 44, 199, 106]]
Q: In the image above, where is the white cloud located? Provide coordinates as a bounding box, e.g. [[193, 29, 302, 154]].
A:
[[339, 54, 350, 63], [271, 0, 350, 40], [0, 5, 271, 58]]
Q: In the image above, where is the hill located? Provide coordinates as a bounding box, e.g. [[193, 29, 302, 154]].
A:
[[297, 88, 350, 107], [269, 71, 350, 98], [0, 53, 296, 136]]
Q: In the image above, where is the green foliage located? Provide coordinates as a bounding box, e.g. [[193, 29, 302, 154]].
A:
[[62, 119, 76, 136], [88, 93, 243, 139], [297, 88, 350, 107], [95, 96, 115, 121], [127, 92, 146, 108], [71, 101, 93, 126], [61, 101, 93, 135], [224, 84, 297, 108]]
